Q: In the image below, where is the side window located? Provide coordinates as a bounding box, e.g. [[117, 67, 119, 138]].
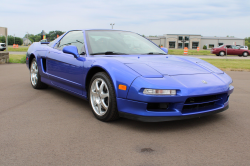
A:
[[56, 31, 85, 55]]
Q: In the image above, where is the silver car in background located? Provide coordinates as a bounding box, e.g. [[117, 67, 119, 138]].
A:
[[0, 43, 6, 51], [239, 46, 249, 50]]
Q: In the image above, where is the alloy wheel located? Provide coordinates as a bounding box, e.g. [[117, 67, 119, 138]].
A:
[[30, 61, 38, 86], [90, 78, 109, 116]]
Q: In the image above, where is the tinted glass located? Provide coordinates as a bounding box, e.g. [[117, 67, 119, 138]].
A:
[[226, 45, 232, 48], [57, 31, 85, 54], [85, 31, 166, 55], [178, 43, 182, 48], [169, 42, 175, 48], [192, 42, 199, 49]]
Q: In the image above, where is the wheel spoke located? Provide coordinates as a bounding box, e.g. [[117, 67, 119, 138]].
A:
[[91, 90, 99, 97], [100, 82, 105, 92], [100, 92, 109, 99], [95, 81, 100, 92], [98, 103, 102, 114], [101, 100, 108, 111]]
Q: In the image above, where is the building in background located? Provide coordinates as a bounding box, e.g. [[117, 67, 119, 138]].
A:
[[147, 34, 245, 49], [0, 27, 8, 51], [23, 38, 32, 46]]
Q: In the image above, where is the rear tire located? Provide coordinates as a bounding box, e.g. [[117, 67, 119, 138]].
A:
[[30, 58, 48, 89], [243, 52, 249, 57], [88, 72, 119, 122], [219, 51, 225, 56]]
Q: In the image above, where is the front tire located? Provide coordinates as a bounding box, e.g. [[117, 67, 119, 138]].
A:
[[243, 52, 249, 57], [30, 58, 48, 89], [89, 72, 119, 122]]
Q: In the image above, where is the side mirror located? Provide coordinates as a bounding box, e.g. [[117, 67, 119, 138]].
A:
[[161, 47, 168, 54], [63, 45, 80, 58]]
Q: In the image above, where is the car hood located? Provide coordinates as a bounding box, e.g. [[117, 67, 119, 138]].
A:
[[106, 55, 223, 77]]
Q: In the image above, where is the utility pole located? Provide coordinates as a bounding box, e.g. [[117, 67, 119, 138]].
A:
[[27, 32, 29, 45], [110, 23, 115, 29], [14, 34, 15, 44]]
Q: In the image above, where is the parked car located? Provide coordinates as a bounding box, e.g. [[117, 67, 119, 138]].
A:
[[238, 46, 248, 50], [211, 45, 250, 57], [0, 43, 6, 51], [26, 29, 234, 122]]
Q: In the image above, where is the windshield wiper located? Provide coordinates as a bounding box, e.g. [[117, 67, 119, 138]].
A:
[[143, 52, 167, 55], [90, 51, 129, 55]]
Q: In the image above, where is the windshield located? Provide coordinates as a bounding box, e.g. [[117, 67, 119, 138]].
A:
[[85, 30, 167, 55]]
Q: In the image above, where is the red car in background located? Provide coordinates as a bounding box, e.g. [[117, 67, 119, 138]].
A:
[[211, 45, 250, 57]]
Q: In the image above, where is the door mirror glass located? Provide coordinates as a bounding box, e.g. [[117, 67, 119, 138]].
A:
[[63, 45, 80, 58], [161, 47, 168, 54]]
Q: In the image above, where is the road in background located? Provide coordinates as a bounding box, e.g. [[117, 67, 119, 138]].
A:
[[0, 64, 250, 165], [9, 52, 26, 55]]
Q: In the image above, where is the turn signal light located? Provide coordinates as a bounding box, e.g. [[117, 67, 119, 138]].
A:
[[119, 84, 127, 90]]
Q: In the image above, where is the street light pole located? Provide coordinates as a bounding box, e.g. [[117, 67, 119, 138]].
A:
[[181, 39, 186, 49], [27, 32, 29, 45], [110, 23, 115, 29]]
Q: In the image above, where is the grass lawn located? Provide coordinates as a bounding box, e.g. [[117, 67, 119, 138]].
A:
[[9, 54, 26, 63], [168, 49, 213, 55], [8, 46, 29, 52], [201, 58, 250, 71]]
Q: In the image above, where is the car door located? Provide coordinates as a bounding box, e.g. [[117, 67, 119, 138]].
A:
[[46, 31, 86, 95], [232, 45, 241, 55], [225, 45, 233, 55]]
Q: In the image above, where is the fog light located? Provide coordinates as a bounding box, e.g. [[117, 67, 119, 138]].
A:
[[143, 89, 176, 95]]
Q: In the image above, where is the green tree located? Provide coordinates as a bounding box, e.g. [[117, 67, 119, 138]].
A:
[[46, 30, 65, 41], [245, 37, 250, 48], [0, 36, 5, 43], [7, 35, 23, 45]]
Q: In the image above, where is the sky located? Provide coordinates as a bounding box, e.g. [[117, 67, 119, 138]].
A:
[[1, 0, 250, 38]]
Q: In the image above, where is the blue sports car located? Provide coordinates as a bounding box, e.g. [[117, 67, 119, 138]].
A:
[[26, 29, 234, 122]]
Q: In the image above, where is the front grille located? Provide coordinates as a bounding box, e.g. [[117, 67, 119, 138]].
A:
[[183, 102, 215, 110], [185, 95, 217, 104], [182, 93, 227, 114]]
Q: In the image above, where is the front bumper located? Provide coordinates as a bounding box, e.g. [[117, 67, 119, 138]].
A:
[[119, 105, 229, 122], [117, 85, 234, 122]]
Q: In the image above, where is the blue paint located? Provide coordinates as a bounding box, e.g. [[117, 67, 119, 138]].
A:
[[26, 29, 234, 121]]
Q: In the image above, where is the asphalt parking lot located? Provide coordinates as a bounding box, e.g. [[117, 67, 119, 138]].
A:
[[0, 64, 250, 165]]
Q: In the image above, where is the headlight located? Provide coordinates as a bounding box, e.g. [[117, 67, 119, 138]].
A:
[[143, 89, 176, 95], [229, 81, 233, 88]]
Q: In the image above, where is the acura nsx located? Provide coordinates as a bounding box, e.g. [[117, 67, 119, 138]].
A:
[[26, 30, 234, 122]]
